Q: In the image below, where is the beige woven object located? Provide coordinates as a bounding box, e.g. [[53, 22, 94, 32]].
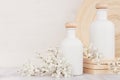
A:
[[84, 68, 113, 74], [83, 58, 115, 74], [76, 0, 120, 57]]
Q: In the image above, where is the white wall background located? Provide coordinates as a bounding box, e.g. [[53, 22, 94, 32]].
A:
[[0, 0, 82, 67]]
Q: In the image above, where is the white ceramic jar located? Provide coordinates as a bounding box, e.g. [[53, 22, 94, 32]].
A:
[[60, 22, 83, 75], [90, 3, 115, 59]]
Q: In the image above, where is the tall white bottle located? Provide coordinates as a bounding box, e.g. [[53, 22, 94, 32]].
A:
[[90, 3, 115, 59], [60, 22, 83, 75]]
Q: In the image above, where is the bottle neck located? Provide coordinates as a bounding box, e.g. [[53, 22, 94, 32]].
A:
[[96, 9, 108, 20], [66, 28, 76, 38]]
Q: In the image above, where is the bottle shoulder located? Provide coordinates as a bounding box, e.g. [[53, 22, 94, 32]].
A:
[[61, 38, 83, 46], [91, 19, 114, 25], [91, 19, 115, 28]]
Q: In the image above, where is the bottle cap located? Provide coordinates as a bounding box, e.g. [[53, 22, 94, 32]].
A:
[[96, 3, 108, 9], [65, 22, 78, 28]]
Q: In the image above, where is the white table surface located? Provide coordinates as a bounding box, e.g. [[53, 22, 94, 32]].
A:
[[0, 68, 120, 80]]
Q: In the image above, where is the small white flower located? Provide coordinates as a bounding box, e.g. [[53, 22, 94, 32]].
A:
[[19, 47, 72, 78], [84, 44, 104, 65]]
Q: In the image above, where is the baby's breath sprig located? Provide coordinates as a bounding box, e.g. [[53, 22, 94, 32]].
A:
[[108, 58, 120, 74], [18, 47, 72, 78], [83, 44, 103, 65]]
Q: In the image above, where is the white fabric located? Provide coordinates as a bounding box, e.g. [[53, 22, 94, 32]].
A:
[[0, 68, 120, 80]]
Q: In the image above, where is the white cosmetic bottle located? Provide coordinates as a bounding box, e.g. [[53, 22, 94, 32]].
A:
[[60, 22, 83, 75], [90, 3, 115, 59]]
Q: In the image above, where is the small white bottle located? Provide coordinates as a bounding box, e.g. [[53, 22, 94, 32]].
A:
[[90, 3, 115, 59], [60, 22, 83, 75]]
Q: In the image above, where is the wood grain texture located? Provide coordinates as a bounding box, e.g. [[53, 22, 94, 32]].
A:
[[84, 63, 108, 70], [84, 68, 113, 74], [76, 0, 120, 57]]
